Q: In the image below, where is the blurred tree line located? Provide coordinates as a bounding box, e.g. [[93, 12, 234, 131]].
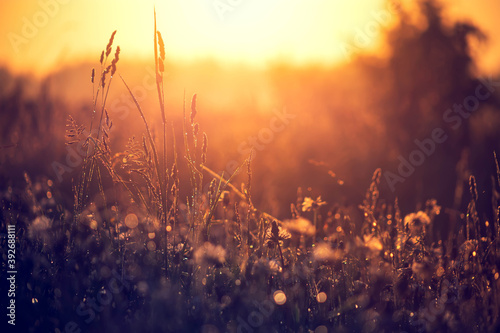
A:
[[371, 0, 500, 231]]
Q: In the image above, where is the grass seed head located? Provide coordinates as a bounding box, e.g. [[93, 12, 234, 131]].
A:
[[106, 30, 117, 57], [101, 65, 111, 88], [111, 46, 120, 76], [159, 58, 164, 73], [265, 220, 291, 248], [191, 94, 197, 124], [157, 31, 165, 61]]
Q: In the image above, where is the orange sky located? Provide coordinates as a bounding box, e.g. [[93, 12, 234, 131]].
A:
[[0, 0, 499, 77]]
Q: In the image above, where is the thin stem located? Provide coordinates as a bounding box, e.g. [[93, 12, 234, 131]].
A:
[[277, 241, 285, 270]]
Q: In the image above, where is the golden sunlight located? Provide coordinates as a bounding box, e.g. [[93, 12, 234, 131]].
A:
[[1, 0, 398, 76], [2, 1, 500, 331], [1, 0, 499, 76]]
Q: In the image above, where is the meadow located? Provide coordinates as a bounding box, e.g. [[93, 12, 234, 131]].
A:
[[1, 2, 500, 333]]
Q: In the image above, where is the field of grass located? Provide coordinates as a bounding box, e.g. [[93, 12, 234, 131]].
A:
[[2, 5, 500, 333]]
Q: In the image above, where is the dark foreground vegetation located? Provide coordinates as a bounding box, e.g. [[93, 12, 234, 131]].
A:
[[1, 1, 500, 332]]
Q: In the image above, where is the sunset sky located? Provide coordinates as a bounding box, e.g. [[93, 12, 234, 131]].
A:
[[0, 0, 499, 77]]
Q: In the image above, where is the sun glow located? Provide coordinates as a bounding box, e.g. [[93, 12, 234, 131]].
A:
[[1, 0, 394, 76], [0, 0, 498, 76]]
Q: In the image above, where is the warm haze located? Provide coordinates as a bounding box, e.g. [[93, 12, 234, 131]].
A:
[[2, 1, 500, 332], [1, 0, 500, 76]]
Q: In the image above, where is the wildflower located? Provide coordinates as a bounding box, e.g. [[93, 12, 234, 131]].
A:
[[251, 258, 282, 276], [404, 211, 430, 236], [265, 220, 291, 248], [194, 242, 226, 266], [404, 211, 430, 228], [302, 196, 327, 212], [363, 234, 383, 252], [283, 217, 315, 237], [313, 243, 343, 265], [265, 220, 290, 269]]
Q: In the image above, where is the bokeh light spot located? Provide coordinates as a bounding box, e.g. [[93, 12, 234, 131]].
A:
[[147, 240, 156, 251], [273, 290, 286, 305], [125, 213, 139, 229], [316, 292, 327, 303], [315, 326, 328, 333]]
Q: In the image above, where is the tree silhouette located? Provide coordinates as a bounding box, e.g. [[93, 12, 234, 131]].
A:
[[379, 0, 499, 229]]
